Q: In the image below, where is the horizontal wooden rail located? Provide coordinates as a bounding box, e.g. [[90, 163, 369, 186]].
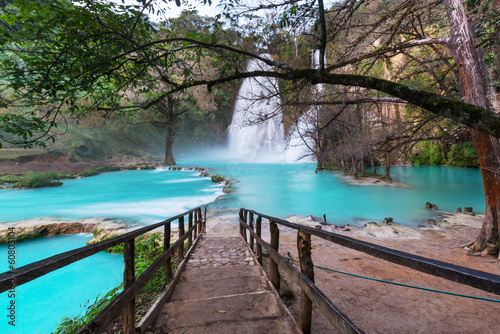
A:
[[0, 209, 196, 293], [240, 219, 364, 334], [245, 209, 500, 295], [239, 208, 500, 334], [79, 221, 201, 333], [0, 206, 206, 334]]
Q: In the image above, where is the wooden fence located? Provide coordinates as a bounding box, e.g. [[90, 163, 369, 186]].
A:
[[0, 206, 207, 334], [238, 208, 500, 334]]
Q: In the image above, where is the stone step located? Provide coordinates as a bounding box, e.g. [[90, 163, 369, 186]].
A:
[[179, 264, 264, 282], [155, 317, 296, 334], [171, 268, 271, 301], [151, 291, 290, 333]]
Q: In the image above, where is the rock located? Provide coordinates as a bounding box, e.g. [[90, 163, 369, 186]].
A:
[[0, 218, 115, 244], [315, 225, 322, 230], [456, 207, 462, 213], [425, 202, 438, 210], [417, 224, 426, 228], [383, 217, 394, 225], [463, 207, 475, 215], [427, 219, 438, 226], [211, 174, 225, 183], [364, 222, 381, 227]]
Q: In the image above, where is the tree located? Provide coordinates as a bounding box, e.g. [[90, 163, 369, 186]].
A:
[[2, 0, 500, 253]]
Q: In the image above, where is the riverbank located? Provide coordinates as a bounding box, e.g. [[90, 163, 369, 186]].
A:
[[340, 173, 412, 188], [205, 211, 500, 333], [0, 218, 180, 246]]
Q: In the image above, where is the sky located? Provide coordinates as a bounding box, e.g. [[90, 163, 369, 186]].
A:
[[112, 0, 224, 21]]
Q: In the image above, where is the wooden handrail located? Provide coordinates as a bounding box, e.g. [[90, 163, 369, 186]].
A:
[[244, 209, 500, 294], [239, 208, 500, 334], [240, 217, 364, 334], [79, 219, 202, 333], [0, 209, 198, 293], [0, 206, 206, 334]]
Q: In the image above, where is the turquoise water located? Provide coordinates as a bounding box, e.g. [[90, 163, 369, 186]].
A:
[[177, 157, 485, 226], [0, 163, 485, 226], [0, 161, 486, 333], [0, 168, 223, 224], [0, 234, 123, 334]]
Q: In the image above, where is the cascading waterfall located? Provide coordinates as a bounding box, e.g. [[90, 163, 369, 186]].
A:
[[227, 54, 285, 160], [284, 50, 323, 162], [227, 51, 323, 162]]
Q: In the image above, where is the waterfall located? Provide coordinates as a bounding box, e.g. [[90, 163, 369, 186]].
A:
[[227, 54, 285, 161], [227, 51, 323, 162], [284, 50, 323, 162]]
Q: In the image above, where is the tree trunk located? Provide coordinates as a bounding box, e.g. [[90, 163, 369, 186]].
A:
[[444, 0, 500, 253], [164, 96, 176, 166], [164, 123, 176, 165], [370, 153, 377, 174]]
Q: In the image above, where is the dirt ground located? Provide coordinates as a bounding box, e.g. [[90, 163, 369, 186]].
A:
[[0, 154, 154, 174], [207, 214, 500, 334]]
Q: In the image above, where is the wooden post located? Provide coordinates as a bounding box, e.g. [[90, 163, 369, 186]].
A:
[[298, 231, 314, 334], [188, 213, 193, 248], [123, 239, 135, 334], [203, 207, 207, 232], [256, 216, 262, 265], [242, 209, 248, 243], [269, 221, 280, 291], [189, 211, 194, 237], [239, 209, 244, 237], [178, 216, 185, 261], [164, 223, 173, 283], [249, 212, 254, 251]]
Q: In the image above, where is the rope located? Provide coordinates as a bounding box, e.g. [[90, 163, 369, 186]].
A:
[[263, 249, 500, 303]]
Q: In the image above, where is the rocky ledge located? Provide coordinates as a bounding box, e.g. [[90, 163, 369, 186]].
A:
[[341, 174, 412, 188], [0, 218, 178, 247]]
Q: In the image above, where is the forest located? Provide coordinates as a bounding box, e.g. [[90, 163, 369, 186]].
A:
[[1, 0, 500, 253]]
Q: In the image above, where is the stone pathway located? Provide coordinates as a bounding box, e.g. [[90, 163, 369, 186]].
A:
[[185, 237, 255, 269], [148, 234, 298, 333]]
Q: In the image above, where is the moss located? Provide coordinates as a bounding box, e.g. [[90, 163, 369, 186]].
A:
[[211, 174, 225, 183], [14, 171, 64, 188], [14, 231, 42, 242]]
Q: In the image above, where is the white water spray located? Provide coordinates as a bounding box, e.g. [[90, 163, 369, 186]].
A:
[[227, 54, 285, 161], [227, 51, 323, 162]]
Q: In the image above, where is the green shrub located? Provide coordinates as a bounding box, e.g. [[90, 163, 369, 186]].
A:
[[410, 141, 445, 165], [15, 171, 63, 188], [52, 286, 122, 334], [0, 175, 20, 184], [446, 142, 479, 168]]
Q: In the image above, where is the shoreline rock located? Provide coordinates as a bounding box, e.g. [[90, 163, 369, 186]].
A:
[[340, 174, 412, 188], [0, 218, 179, 246]]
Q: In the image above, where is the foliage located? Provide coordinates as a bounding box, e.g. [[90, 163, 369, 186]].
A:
[[52, 232, 184, 333], [446, 142, 480, 168], [15, 171, 63, 188], [409, 141, 479, 167], [52, 285, 122, 334], [410, 141, 446, 166]]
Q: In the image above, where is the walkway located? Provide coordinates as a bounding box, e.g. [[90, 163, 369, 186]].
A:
[[147, 234, 298, 333]]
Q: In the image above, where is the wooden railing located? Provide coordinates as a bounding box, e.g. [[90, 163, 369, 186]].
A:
[[238, 208, 500, 334], [0, 206, 207, 334]]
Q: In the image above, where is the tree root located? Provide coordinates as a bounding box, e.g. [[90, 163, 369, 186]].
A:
[[461, 240, 476, 249], [462, 239, 499, 259]]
